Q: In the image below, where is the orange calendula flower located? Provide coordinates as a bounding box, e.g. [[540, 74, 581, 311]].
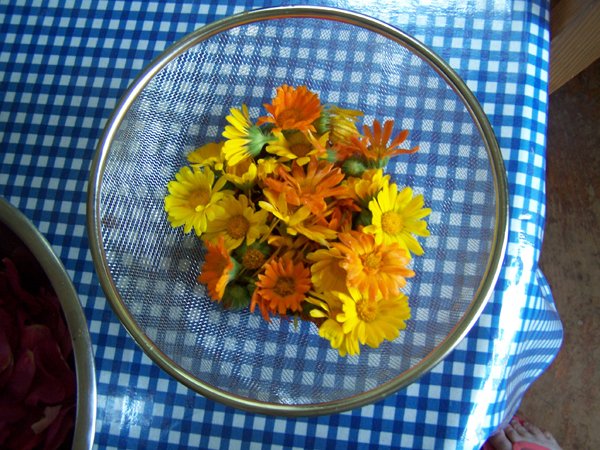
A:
[[198, 236, 239, 301], [251, 255, 311, 321], [240, 247, 267, 271], [314, 198, 358, 233], [263, 158, 347, 216], [333, 230, 415, 299], [339, 119, 419, 166], [257, 85, 322, 133]]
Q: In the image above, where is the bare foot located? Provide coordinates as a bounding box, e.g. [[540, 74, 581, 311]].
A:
[[487, 418, 562, 450]]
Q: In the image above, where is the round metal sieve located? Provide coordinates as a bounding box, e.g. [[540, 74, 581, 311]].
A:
[[87, 6, 508, 416]]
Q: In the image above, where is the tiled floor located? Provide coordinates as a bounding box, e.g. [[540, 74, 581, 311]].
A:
[[516, 59, 600, 449]]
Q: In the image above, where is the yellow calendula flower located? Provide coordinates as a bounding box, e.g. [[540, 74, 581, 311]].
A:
[[258, 191, 337, 246], [346, 168, 391, 207], [164, 166, 230, 236], [306, 292, 358, 357], [203, 194, 269, 251], [266, 130, 328, 166], [337, 287, 411, 350], [363, 182, 431, 257], [222, 104, 273, 166], [187, 141, 225, 171], [326, 105, 363, 146], [257, 157, 283, 181], [306, 247, 348, 293], [224, 158, 258, 190]]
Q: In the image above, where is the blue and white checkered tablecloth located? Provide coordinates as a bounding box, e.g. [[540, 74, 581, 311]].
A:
[[0, 1, 562, 449]]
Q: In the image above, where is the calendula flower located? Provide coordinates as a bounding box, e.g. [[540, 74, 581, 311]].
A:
[[224, 157, 258, 190], [257, 85, 322, 133], [258, 191, 337, 246], [222, 104, 274, 166], [329, 106, 363, 144], [203, 194, 269, 250], [187, 141, 225, 171], [315, 105, 363, 146], [240, 246, 268, 271], [266, 130, 329, 165], [251, 255, 311, 321], [234, 241, 272, 270], [314, 198, 358, 233], [164, 166, 230, 236], [267, 233, 311, 254], [263, 158, 347, 216], [363, 183, 431, 257], [198, 236, 240, 301], [333, 231, 414, 299], [257, 157, 283, 181], [306, 247, 348, 293], [337, 287, 411, 350], [305, 292, 358, 356], [346, 168, 391, 207], [339, 119, 419, 167]]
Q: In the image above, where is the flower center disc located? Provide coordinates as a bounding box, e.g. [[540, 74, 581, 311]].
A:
[[242, 249, 265, 270], [226, 215, 250, 239], [363, 253, 382, 269], [274, 276, 295, 297], [381, 211, 403, 235], [189, 188, 211, 209], [290, 142, 312, 157], [356, 299, 378, 322]]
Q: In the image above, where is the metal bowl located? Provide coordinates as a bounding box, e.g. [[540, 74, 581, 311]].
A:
[[0, 198, 96, 448], [88, 6, 508, 415]]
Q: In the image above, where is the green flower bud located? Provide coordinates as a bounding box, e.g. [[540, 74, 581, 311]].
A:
[[355, 209, 373, 227], [342, 157, 367, 177], [222, 283, 251, 311]]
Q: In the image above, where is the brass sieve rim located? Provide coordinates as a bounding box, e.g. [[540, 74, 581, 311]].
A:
[[87, 5, 508, 416]]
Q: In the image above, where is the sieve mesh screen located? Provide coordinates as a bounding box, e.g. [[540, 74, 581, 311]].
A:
[[97, 15, 497, 407]]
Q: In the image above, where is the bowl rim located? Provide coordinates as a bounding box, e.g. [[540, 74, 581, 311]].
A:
[[87, 5, 508, 416], [0, 197, 97, 447]]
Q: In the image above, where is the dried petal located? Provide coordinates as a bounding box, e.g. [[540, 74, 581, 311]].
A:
[[6, 350, 35, 401], [0, 329, 14, 388], [42, 404, 75, 450]]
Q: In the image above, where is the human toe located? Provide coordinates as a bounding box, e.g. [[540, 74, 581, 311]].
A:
[[487, 430, 512, 450]]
